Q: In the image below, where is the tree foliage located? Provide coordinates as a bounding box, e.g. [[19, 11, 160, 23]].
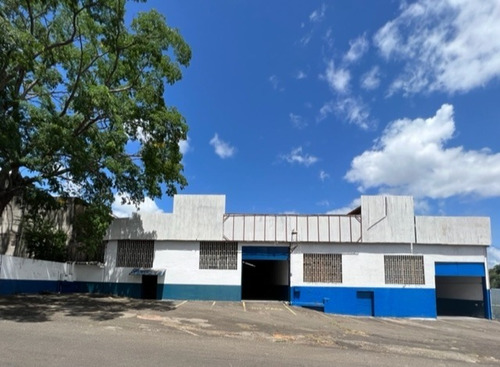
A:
[[0, 0, 191, 253], [490, 265, 500, 289]]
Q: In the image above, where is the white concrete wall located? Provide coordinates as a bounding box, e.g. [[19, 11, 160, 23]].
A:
[[290, 243, 487, 289], [361, 195, 415, 243], [154, 241, 240, 286], [72, 264, 104, 282], [0, 254, 66, 281], [106, 195, 225, 241], [415, 216, 491, 245]]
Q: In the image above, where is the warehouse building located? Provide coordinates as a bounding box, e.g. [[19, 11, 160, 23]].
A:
[[104, 194, 492, 318]]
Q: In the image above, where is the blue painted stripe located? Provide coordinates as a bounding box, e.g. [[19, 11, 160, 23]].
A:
[[435, 262, 485, 277], [291, 286, 437, 318], [242, 246, 289, 260], [161, 284, 241, 301], [0, 279, 60, 295]]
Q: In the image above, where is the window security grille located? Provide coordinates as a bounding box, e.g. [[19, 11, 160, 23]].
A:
[[303, 253, 342, 283], [199, 242, 237, 270], [116, 240, 154, 268], [384, 255, 425, 285]]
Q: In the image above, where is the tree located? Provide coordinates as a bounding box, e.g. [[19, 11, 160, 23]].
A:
[[490, 265, 500, 288], [0, 0, 191, 254]]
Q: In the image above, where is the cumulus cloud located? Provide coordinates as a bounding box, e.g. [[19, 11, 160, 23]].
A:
[[209, 133, 236, 159], [112, 193, 163, 218], [179, 137, 190, 155], [281, 147, 318, 167], [374, 0, 500, 94], [344, 35, 369, 63], [321, 60, 350, 94], [345, 104, 500, 198], [309, 3, 327, 23], [361, 66, 381, 90], [326, 198, 361, 215], [289, 113, 307, 129]]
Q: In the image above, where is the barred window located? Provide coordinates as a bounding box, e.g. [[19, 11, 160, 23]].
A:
[[199, 242, 237, 270], [384, 255, 425, 285], [116, 240, 154, 268], [303, 253, 342, 283]]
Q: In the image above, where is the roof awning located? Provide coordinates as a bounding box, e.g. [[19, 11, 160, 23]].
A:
[[129, 268, 166, 276]]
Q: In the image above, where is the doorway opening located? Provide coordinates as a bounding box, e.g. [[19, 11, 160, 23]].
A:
[[141, 275, 158, 300], [435, 276, 485, 318], [241, 246, 289, 301]]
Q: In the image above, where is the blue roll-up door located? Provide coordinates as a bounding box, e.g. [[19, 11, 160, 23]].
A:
[[242, 246, 289, 261]]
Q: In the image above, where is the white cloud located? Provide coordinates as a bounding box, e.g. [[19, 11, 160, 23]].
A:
[[179, 137, 190, 155], [209, 133, 235, 159], [321, 60, 350, 94], [112, 193, 163, 218], [316, 200, 330, 207], [317, 100, 335, 122], [374, 0, 500, 94], [344, 35, 369, 63], [318, 97, 371, 130], [361, 66, 381, 90], [326, 198, 361, 215], [299, 31, 313, 46], [269, 74, 284, 91], [309, 3, 327, 23], [334, 97, 371, 130], [281, 147, 318, 167], [345, 104, 500, 198], [289, 113, 307, 129], [295, 70, 307, 79], [323, 28, 334, 49], [319, 170, 330, 181], [488, 246, 500, 268]]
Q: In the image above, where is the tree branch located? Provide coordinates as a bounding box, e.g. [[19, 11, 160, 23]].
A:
[[33, 2, 98, 59], [26, 0, 35, 35]]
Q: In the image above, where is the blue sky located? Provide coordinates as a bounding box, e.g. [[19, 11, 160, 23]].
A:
[[112, 0, 500, 266]]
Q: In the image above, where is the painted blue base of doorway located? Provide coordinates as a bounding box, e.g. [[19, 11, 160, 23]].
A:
[[290, 286, 437, 318], [160, 284, 241, 301]]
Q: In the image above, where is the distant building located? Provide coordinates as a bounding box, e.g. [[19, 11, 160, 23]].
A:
[[103, 194, 492, 318], [0, 197, 88, 260]]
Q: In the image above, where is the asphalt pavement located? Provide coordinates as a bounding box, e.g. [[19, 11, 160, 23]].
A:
[[1, 294, 499, 366]]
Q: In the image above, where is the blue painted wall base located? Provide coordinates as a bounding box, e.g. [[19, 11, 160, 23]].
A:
[[291, 286, 437, 318], [161, 284, 241, 301]]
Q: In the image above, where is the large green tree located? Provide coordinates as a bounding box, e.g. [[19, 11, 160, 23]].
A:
[[0, 0, 191, 254]]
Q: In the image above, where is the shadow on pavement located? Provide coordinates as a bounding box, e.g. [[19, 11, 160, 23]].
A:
[[0, 293, 175, 323]]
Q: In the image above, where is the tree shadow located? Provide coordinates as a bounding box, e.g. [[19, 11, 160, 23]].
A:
[[0, 293, 175, 323], [107, 212, 158, 240]]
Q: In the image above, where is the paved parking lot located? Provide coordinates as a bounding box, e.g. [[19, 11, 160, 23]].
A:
[[1, 294, 500, 366]]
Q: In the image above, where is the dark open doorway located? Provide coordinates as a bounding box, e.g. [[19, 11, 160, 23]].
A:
[[241, 246, 290, 301], [241, 259, 289, 301], [141, 275, 158, 300], [435, 276, 485, 318]]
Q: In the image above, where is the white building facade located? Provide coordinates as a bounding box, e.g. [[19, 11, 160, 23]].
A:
[[103, 194, 492, 318]]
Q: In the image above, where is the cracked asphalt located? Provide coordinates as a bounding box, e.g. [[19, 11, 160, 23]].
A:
[[1, 294, 499, 366]]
